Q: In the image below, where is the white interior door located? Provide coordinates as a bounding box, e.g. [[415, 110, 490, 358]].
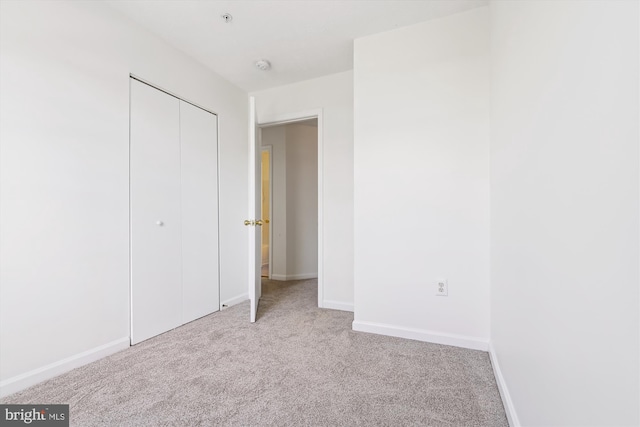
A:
[[130, 79, 182, 344], [248, 97, 262, 322], [180, 100, 219, 323]]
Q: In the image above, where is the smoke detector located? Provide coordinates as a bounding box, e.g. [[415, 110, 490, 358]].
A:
[[255, 60, 271, 71], [221, 13, 233, 23]]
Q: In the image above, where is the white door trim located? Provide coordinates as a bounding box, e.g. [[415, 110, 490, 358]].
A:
[[257, 109, 324, 308]]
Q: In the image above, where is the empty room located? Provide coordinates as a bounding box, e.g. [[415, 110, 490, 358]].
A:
[[0, 1, 638, 426]]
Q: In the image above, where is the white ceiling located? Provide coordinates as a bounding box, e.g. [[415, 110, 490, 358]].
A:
[[105, 0, 488, 92]]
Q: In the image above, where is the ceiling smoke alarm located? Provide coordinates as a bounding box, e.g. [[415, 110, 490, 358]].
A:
[[255, 60, 271, 71], [221, 13, 233, 23]]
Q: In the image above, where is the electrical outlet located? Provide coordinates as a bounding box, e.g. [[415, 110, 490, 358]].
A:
[[436, 279, 448, 296]]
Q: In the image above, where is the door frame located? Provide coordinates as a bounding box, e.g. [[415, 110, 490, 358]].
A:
[[261, 144, 273, 280], [257, 109, 324, 308]]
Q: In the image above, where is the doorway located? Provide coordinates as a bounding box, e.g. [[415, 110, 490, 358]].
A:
[[260, 120, 318, 287], [247, 106, 324, 322]]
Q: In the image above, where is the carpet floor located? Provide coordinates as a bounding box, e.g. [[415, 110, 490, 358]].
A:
[[2, 279, 508, 426]]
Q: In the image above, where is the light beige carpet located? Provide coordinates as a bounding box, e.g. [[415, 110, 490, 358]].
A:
[[2, 279, 508, 426]]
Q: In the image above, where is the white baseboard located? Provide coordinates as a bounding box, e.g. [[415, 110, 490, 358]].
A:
[[221, 293, 248, 309], [352, 320, 489, 351], [0, 337, 130, 398], [270, 273, 317, 281], [489, 343, 520, 427], [322, 300, 354, 312]]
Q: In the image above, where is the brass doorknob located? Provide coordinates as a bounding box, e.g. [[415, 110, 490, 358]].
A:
[[244, 220, 254, 226], [255, 220, 263, 226]]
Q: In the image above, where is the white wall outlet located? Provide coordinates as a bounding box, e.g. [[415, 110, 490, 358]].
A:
[[436, 279, 448, 296]]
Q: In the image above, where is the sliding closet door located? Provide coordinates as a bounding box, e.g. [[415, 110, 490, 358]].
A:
[[130, 80, 182, 344], [180, 101, 219, 323]]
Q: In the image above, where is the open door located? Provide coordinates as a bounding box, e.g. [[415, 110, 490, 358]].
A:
[[246, 96, 262, 322]]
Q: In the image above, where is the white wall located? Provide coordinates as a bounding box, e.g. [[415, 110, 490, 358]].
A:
[[285, 124, 318, 279], [0, 1, 247, 396], [252, 72, 354, 311], [352, 7, 490, 349], [490, 1, 639, 425]]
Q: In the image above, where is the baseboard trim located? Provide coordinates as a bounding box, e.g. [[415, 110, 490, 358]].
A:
[[0, 337, 130, 398], [489, 343, 520, 427], [270, 273, 317, 281], [352, 320, 489, 351], [322, 300, 354, 312], [221, 293, 248, 309]]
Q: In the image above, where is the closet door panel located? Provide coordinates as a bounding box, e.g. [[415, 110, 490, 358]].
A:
[[130, 80, 182, 344], [180, 101, 219, 323]]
